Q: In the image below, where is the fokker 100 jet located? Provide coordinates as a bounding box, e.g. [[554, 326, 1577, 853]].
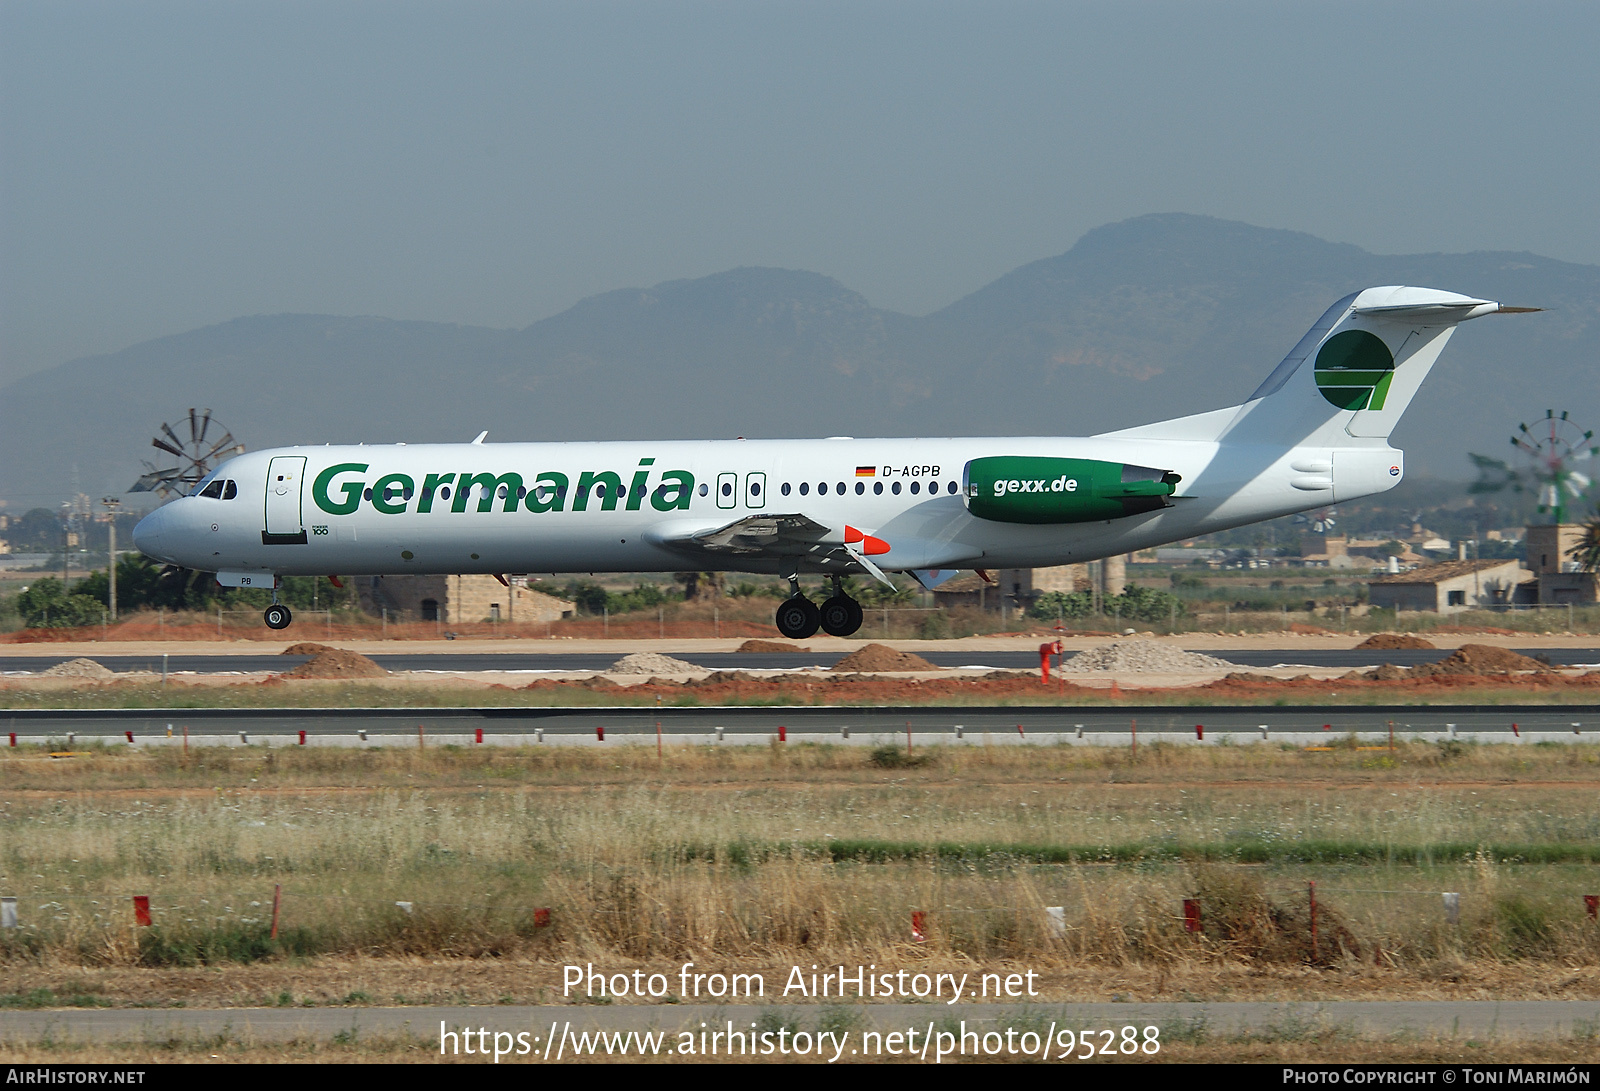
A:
[[132, 286, 1527, 639]]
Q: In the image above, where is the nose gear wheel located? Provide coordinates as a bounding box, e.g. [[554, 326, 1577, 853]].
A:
[[264, 604, 293, 630]]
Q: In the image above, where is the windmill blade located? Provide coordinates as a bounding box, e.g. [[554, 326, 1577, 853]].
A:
[[151, 436, 186, 459], [199, 431, 237, 462], [188, 408, 201, 444], [129, 466, 183, 493], [196, 409, 212, 446], [160, 421, 186, 452]]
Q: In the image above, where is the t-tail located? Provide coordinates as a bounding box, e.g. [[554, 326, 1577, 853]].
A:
[[1103, 286, 1530, 450]]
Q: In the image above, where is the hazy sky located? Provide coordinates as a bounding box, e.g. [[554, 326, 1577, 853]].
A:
[[3, 0, 1597, 387]]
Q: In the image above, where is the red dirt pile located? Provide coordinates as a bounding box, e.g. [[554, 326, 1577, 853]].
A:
[[830, 643, 941, 672], [279, 649, 388, 679], [1356, 633, 1436, 650], [281, 642, 338, 656], [736, 639, 807, 653], [1409, 643, 1545, 676]]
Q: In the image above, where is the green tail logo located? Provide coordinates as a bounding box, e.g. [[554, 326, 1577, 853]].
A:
[[1314, 329, 1395, 411]]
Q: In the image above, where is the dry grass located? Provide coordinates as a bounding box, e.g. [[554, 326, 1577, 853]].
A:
[[2, 1023, 1598, 1064], [3, 740, 1599, 1013]]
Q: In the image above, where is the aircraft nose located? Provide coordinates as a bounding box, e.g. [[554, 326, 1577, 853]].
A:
[[132, 506, 169, 558]]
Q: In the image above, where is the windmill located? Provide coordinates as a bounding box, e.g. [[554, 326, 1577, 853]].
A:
[[1293, 506, 1337, 534], [128, 409, 245, 499], [1470, 410, 1597, 525]]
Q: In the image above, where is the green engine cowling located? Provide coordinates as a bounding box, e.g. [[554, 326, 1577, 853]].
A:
[[963, 456, 1181, 525]]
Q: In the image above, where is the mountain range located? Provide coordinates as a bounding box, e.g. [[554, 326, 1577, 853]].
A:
[[2, 213, 1596, 510]]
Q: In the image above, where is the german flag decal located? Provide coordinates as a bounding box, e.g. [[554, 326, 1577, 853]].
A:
[[855, 466, 876, 477]]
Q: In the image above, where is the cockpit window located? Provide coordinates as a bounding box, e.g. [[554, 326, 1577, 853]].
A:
[[199, 479, 225, 499], [189, 471, 220, 497], [221, 480, 237, 500]]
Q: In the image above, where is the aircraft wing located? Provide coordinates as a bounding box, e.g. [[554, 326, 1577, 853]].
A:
[[653, 513, 898, 588], [681, 513, 833, 555]]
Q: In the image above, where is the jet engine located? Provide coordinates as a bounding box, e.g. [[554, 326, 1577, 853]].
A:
[[962, 456, 1180, 525]]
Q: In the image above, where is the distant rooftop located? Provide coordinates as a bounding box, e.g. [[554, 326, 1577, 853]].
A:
[[1369, 558, 1524, 585]]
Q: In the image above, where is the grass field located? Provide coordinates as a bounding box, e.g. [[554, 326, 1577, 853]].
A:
[[3, 739, 1598, 1024], [6, 675, 1600, 708]]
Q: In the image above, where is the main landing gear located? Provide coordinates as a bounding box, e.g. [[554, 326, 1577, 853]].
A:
[[775, 576, 863, 639]]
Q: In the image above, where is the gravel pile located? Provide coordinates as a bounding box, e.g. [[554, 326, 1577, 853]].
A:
[[41, 657, 115, 679], [609, 651, 702, 675], [1059, 641, 1236, 673]]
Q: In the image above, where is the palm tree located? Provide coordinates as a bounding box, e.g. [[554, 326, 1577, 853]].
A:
[[1570, 510, 1600, 572]]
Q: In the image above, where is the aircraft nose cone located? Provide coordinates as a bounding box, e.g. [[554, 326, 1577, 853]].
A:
[[132, 506, 168, 558]]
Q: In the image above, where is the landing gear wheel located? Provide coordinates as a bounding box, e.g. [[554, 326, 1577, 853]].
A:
[[819, 594, 863, 637], [264, 604, 293, 630], [775, 596, 820, 640]]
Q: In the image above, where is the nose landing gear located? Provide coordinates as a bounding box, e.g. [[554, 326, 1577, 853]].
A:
[[264, 602, 292, 630]]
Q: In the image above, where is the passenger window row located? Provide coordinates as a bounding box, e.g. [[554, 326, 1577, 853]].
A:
[[779, 480, 960, 497]]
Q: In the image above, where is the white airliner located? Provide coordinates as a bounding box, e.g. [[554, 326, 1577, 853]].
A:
[[133, 286, 1525, 638]]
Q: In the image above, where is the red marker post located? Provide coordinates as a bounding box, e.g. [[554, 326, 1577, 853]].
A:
[[475, 728, 483, 744], [298, 730, 306, 745], [1183, 899, 1202, 933], [596, 726, 605, 742], [133, 896, 152, 927], [534, 908, 552, 929], [911, 911, 928, 943]]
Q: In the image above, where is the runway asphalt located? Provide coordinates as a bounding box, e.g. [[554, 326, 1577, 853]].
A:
[[6, 704, 1595, 740], [5, 647, 1600, 673], [4, 1001, 1596, 1045]]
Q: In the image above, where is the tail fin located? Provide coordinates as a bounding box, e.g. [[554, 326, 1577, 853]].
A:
[[1102, 286, 1506, 447]]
